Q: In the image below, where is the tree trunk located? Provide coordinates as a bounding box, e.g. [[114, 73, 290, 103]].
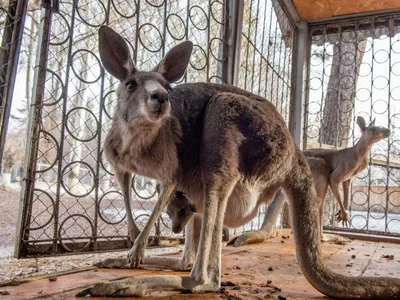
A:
[[320, 38, 367, 147]]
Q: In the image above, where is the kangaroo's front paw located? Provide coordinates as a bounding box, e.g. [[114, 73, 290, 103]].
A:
[[127, 242, 145, 268]]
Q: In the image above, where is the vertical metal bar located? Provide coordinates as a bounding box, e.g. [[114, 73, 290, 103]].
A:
[[221, 0, 244, 85], [284, 44, 292, 122], [134, 0, 141, 64], [206, 0, 211, 81], [289, 21, 308, 149], [243, 0, 253, 90], [184, 0, 190, 83], [52, 0, 78, 254], [257, 2, 268, 95], [274, 10, 285, 113], [0, 0, 27, 173], [385, 17, 392, 233], [263, 2, 274, 99], [269, 7, 280, 106], [15, 7, 52, 258], [249, 0, 260, 92], [319, 30, 326, 149], [279, 39, 288, 117], [162, 0, 167, 57], [93, 0, 112, 252], [367, 17, 375, 231]]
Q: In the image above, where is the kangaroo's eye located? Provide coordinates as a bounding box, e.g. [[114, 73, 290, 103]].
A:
[[178, 209, 186, 216], [126, 80, 137, 92]]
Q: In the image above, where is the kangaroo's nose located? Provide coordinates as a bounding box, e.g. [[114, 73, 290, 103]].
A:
[[150, 89, 168, 103]]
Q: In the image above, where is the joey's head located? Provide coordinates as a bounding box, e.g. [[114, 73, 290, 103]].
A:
[[98, 26, 193, 125], [166, 191, 196, 234], [356, 116, 390, 144]]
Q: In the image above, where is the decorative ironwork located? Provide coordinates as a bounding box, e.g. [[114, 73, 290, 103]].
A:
[[14, 0, 296, 257], [306, 15, 400, 236]]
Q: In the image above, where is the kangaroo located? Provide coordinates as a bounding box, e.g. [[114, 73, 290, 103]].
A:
[[229, 117, 391, 247], [165, 158, 335, 244], [78, 26, 400, 298]]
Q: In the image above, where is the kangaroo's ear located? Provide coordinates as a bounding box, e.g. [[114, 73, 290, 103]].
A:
[[369, 118, 376, 127], [356, 116, 366, 132], [153, 41, 193, 83], [98, 26, 136, 81]]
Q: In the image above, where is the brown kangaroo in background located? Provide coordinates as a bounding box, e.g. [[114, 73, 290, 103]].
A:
[[78, 26, 400, 298]]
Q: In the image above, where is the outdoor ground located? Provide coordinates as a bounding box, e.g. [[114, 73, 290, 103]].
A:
[[0, 188, 20, 258], [0, 234, 399, 299]]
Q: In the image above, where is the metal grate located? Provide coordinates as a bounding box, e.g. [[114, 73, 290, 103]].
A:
[[233, 0, 295, 235], [16, 0, 227, 257], [12, 0, 297, 257], [238, 0, 294, 124], [305, 15, 400, 236]]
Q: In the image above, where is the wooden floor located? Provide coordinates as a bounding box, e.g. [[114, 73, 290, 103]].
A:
[[1, 233, 400, 299]]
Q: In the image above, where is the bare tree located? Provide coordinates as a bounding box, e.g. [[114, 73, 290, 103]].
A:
[[320, 37, 367, 147]]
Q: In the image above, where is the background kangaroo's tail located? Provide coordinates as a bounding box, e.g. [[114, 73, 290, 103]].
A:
[[284, 147, 400, 299]]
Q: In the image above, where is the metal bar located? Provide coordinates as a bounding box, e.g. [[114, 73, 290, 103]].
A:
[[221, 0, 244, 85], [0, 0, 26, 173], [206, 0, 211, 81], [15, 7, 52, 258], [263, 2, 274, 100], [269, 5, 279, 106], [278, 0, 300, 26], [243, 0, 253, 90], [52, 0, 78, 254], [257, 1, 268, 95], [289, 21, 308, 148], [249, 0, 260, 92], [93, 0, 112, 253], [133, 0, 141, 64]]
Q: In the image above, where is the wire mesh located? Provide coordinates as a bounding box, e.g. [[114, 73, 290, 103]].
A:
[[306, 15, 400, 236], [232, 0, 295, 236]]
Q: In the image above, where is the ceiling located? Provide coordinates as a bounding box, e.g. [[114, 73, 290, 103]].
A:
[[292, 0, 400, 21]]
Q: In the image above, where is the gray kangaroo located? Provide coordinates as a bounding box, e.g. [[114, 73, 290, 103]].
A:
[[229, 117, 391, 247], [78, 26, 400, 298]]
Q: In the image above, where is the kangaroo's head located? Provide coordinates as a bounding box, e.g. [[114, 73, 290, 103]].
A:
[[166, 191, 196, 234], [98, 26, 193, 125], [356, 116, 391, 145]]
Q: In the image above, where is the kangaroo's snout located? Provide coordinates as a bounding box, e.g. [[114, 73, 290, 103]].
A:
[[383, 128, 391, 138], [150, 89, 168, 104]]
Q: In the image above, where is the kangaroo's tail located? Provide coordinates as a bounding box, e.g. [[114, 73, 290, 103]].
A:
[[284, 147, 400, 299]]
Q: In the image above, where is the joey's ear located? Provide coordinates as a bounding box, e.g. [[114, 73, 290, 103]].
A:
[[369, 118, 376, 127], [98, 26, 136, 81], [153, 41, 193, 83], [356, 116, 366, 132]]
